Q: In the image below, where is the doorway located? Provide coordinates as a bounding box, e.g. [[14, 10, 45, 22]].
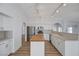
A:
[[22, 22, 26, 45], [27, 26, 36, 41]]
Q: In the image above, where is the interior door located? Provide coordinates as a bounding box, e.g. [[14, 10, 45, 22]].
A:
[[27, 26, 30, 41]]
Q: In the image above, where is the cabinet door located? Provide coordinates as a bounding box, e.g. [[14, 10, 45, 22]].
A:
[[31, 42, 45, 56], [0, 43, 7, 56], [54, 38, 59, 49], [0, 40, 11, 56], [0, 15, 3, 30], [7, 40, 11, 55], [57, 39, 65, 55]]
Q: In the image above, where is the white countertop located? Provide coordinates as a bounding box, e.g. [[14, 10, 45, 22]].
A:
[[51, 32, 79, 41], [0, 39, 9, 43]]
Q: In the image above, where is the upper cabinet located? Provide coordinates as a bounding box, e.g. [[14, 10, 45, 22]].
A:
[[0, 14, 3, 30], [0, 12, 12, 31]]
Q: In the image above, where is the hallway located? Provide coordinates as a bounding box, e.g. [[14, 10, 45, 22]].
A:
[[9, 40, 61, 56]]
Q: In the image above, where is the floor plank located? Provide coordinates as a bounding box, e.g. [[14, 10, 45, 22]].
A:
[[9, 40, 61, 56], [45, 40, 61, 56]]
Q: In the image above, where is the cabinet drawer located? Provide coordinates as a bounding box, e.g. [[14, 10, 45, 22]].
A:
[[0, 43, 7, 56]]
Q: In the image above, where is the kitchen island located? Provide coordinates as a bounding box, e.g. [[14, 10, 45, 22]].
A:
[[51, 31, 79, 56], [30, 33, 45, 56]]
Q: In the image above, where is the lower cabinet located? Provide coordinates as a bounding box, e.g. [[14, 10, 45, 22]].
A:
[[30, 41, 45, 56], [51, 37, 65, 55], [0, 39, 11, 56], [65, 41, 79, 56], [51, 36, 79, 56]]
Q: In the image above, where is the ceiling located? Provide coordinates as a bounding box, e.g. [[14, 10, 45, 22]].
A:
[[19, 3, 60, 19], [52, 3, 79, 22], [18, 3, 79, 22], [1, 3, 79, 23]]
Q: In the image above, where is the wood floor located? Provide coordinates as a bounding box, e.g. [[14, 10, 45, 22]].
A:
[[9, 40, 61, 56], [9, 41, 30, 56], [45, 41, 61, 56]]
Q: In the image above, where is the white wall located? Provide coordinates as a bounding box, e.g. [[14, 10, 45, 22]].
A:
[[26, 18, 52, 30], [0, 15, 3, 30], [51, 4, 79, 34], [51, 20, 79, 34], [0, 4, 27, 53], [0, 4, 52, 53]]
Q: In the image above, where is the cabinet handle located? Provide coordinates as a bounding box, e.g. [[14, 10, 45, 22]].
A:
[[5, 44, 8, 48], [0, 43, 5, 45]]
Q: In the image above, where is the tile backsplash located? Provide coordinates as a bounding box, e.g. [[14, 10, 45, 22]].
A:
[[0, 31, 5, 39], [0, 31, 12, 40]]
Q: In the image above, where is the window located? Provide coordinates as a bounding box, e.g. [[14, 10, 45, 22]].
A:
[[67, 27, 72, 33], [58, 27, 62, 32], [53, 23, 63, 32], [53, 26, 57, 31]]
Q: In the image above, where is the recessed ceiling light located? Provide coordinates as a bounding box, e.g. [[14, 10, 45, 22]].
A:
[[63, 3, 67, 6], [56, 10, 59, 13]]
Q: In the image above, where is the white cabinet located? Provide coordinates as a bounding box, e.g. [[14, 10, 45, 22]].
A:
[[51, 35, 79, 56], [65, 41, 79, 56], [51, 35, 65, 55], [0, 15, 3, 30], [51, 36, 66, 55], [0, 39, 11, 56], [30, 41, 45, 56], [0, 43, 7, 56]]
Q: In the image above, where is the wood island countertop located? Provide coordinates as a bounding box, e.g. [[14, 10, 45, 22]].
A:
[[31, 34, 45, 41]]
